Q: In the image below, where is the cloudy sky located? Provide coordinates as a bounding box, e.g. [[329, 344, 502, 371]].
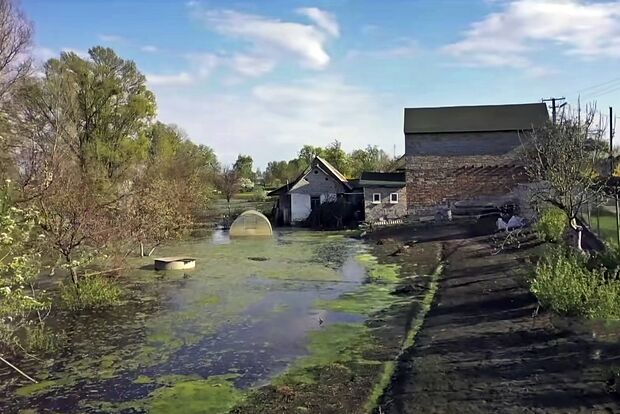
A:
[[25, 0, 620, 168]]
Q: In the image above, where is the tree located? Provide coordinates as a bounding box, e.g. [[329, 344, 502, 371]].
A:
[[215, 166, 240, 217], [521, 106, 606, 249], [36, 47, 155, 180], [0, 0, 32, 180], [0, 180, 49, 382], [233, 154, 255, 182], [323, 140, 351, 177], [298, 145, 325, 167], [349, 145, 392, 177], [0, 0, 31, 104]]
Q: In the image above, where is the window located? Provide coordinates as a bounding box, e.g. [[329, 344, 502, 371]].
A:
[[372, 193, 381, 204], [390, 193, 399, 204], [310, 196, 321, 210]]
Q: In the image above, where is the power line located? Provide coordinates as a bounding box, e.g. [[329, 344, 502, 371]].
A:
[[583, 83, 620, 100], [577, 76, 620, 94]]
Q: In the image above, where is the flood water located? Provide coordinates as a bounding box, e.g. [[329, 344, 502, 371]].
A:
[[1, 230, 370, 413]]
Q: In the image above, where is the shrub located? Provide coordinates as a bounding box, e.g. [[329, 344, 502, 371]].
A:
[[248, 188, 267, 202], [60, 275, 122, 311], [535, 208, 567, 242], [530, 247, 620, 319], [24, 324, 64, 354]]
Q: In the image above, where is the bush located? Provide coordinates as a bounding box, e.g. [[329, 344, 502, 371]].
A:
[[530, 247, 620, 319], [248, 188, 267, 202], [535, 208, 567, 242], [24, 324, 64, 354], [60, 275, 122, 311]]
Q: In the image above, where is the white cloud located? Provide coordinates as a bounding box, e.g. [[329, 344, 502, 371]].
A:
[[98, 34, 125, 43], [444, 0, 620, 69], [185, 52, 220, 78], [347, 39, 419, 60], [296, 7, 340, 37], [146, 72, 194, 86], [153, 77, 401, 167], [32, 46, 56, 62], [61, 48, 89, 59], [230, 54, 276, 77], [141, 45, 158, 53], [190, 6, 337, 70]]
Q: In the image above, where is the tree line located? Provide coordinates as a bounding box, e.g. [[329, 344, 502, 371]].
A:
[[0, 0, 223, 363]]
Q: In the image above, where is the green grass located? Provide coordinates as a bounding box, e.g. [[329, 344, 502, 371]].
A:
[[583, 208, 620, 246]]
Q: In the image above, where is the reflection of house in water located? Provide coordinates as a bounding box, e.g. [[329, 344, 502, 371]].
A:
[[269, 157, 362, 226]]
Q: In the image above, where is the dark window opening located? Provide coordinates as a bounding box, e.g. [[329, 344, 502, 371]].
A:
[[310, 196, 321, 210]]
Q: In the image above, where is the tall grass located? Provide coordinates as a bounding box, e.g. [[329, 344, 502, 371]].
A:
[[530, 247, 620, 319], [60, 275, 122, 311]]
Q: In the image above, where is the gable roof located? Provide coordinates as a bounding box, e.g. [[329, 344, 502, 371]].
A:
[[359, 171, 406, 187], [267, 156, 350, 196], [404, 102, 549, 134]]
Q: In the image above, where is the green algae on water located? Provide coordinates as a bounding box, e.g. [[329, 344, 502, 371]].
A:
[[147, 375, 243, 414]]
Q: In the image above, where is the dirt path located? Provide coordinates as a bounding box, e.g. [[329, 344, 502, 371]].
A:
[[379, 231, 620, 414]]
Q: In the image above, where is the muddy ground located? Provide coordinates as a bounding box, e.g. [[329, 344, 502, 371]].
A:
[[377, 222, 620, 413]]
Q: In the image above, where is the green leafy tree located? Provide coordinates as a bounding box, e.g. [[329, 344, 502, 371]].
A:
[[0, 180, 48, 364], [37, 47, 155, 181], [349, 145, 392, 177], [233, 154, 255, 182], [323, 140, 351, 177], [298, 145, 325, 167]]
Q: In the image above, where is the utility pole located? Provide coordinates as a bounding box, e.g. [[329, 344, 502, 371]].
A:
[[542, 97, 567, 125]]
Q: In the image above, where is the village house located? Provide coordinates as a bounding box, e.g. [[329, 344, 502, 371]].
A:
[[359, 171, 407, 224], [404, 102, 549, 219], [268, 156, 357, 225]]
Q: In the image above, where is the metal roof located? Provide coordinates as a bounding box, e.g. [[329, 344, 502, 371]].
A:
[[404, 103, 549, 134]]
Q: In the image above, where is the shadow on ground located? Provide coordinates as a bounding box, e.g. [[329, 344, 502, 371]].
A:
[[377, 223, 620, 414]]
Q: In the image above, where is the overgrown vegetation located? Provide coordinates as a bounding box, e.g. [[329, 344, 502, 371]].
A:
[[59, 275, 123, 311], [535, 207, 567, 242], [530, 246, 620, 319]]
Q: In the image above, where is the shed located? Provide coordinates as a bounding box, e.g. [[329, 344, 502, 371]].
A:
[[229, 210, 273, 237]]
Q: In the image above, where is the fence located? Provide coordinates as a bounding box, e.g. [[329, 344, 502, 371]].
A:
[[579, 197, 620, 247]]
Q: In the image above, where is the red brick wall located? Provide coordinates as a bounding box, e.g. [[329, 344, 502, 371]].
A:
[[406, 154, 528, 216]]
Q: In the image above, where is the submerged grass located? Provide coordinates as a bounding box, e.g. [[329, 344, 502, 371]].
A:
[[59, 275, 122, 311]]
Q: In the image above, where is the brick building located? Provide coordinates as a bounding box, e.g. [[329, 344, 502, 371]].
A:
[[404, 103, 549, 218]]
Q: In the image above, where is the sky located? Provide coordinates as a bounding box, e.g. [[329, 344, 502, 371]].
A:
[[23, 0, 620, 168]]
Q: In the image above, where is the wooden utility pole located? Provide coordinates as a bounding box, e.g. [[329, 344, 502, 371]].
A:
[[543, 97, 567, 124]]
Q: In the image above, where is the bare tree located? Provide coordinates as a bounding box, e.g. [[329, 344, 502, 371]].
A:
[[0, 0, 32, 104], [521, 105, 607, 249], [215, 166, 240, 218]]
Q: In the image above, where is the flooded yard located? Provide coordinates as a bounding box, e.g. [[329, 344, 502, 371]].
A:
[[1, 230, 420, 413]]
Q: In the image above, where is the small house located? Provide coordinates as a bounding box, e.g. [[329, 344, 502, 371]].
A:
[[359, 172, 407, 224], [268, 156, 354, 225]]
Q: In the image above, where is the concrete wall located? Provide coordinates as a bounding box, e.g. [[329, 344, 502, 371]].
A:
[[364, 186, 407, 223], [405, 131, 529, 217]]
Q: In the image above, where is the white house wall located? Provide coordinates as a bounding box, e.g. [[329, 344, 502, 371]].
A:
[[291, 193, 311, 222]]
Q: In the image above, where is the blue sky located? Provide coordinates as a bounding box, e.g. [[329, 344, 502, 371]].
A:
[[24, 0, 620, 168]]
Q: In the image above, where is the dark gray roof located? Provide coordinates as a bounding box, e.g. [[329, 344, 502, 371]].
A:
[[359, 171, 406, 187], [404, 103, 549, 134]]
